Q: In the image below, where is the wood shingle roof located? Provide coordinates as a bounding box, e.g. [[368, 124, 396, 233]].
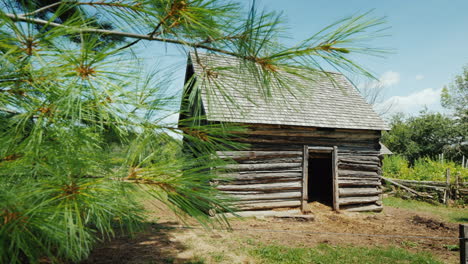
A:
[[188, 53, 389, 131]]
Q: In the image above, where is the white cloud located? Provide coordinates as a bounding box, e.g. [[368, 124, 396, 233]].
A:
[[360, 70, 401, 90], [415, 74, 425, 80], [379, 71, 400, 87], [376, 88, 443, 116]]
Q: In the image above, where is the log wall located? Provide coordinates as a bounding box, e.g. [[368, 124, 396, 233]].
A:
[[217, 151, 303, 211], [215, 124, 383, 213]]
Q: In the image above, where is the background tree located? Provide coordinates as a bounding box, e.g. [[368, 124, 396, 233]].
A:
[[441, 65, 468, 159], [382, 110, 467, 164], [0, 0, 386, 262], [441, 65, 468, 120]]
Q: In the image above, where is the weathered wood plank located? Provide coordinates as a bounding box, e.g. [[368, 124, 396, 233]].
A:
[[339, 159, 380, 166], [226, 191, 302, 201], [222, 209, 301, 218], [236, 137, 376, 148], [333, 146, 339, 211], [339, 176, 382, 181], [236, 200, 301, 210], [217, 181, 301, 191], [220, 177, 302, 185], [236, 129, 380, 140], [341, 204, 383, 212], [218, 172, 302, 180], [338, 179, 381, 187], [338, 151, 381, 156], [338, 170, 379, 178], [220, 163, 302, 171], [240, 157, 303, 164], [339, 187, 381, 197], [389, 179, 468, 187], [302, 145, 309, 213], [338, 163, 380, 172], [309, 146, 333, 152], [382, 177, 434, 198], [339, 196, 379, 205], [216, 151, 302, 160], [339, 156, 380, 162], [235, 198, 300, 205]]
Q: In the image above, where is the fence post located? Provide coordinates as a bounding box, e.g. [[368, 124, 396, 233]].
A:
[[445, 168, 451, 205], [461, 224, 467, 264]]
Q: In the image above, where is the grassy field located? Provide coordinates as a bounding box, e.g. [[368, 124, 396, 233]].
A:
[[383, 196, 468, 223], [84, 197, 463, 263], [250, 243, 442, 264]]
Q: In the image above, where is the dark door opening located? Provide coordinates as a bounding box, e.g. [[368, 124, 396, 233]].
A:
[[307, 152, 333, 206]]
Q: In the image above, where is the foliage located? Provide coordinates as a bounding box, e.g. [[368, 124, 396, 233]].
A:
[[0, 0, 387, 262], [441, 65, 468, 121], [251, 243, 442, 264], [382, 155, 468, 182], [0, 178, 143, 263], [382, 111, 467, 163], [383, 196, 468, 223]]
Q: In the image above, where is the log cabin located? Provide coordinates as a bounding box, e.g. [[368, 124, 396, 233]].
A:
[[179, 53, 389, 214]]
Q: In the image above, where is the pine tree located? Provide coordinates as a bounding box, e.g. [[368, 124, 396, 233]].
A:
[[0, 0, 386, 262]]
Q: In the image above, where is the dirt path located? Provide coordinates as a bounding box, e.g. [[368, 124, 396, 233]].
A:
[[83, 202, 461, 264]]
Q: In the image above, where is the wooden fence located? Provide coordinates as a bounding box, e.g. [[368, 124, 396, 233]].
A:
[[383, 169, 467, 204]]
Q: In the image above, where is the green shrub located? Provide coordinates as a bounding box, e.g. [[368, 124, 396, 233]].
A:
[[382, 155, 468, 182], [382, 155, 411, 179]]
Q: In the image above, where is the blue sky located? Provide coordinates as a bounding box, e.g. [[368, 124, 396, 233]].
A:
[[139, 0, 468, 118]]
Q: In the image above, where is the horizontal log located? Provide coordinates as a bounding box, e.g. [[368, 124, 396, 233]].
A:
[[382, 178, 433, 198], [236, 200, 301, 210], [338, 163, 380, 172], [222, 209, 301, 218], [390, 179, 468, 187], [338, 152, 381, 156], [339, 187, 381, 197], [237, 137, 375, 148], [339, 176, 382, 181], [221, 177, 302, 185], [243, 123, 380, 135], [339, 156, 380, 163], [240, 157, 303, 164], [220, 163, 302, 171], [398, 184, 445, 192], [339, 170, 379, 178], [235, 198, 300, 205], [308, 146, 334, 152], [338, 179, 381, 187], [236, 128, 380, 140], [247, 144, 380, 152], [341, 204, 383, 212], [339, 160, 379, 166], [217, 181, 301, 191], [216, 151, 302, 160], [226, 191, 302, 201], [339, 196, 380, 205], [218, 172, 302, 180]]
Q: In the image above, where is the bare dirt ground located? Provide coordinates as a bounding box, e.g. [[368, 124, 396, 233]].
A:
[[83, 201, 461, 264]]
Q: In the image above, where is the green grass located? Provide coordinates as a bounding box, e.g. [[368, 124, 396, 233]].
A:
[[383, 196, 468, 223], [251, 244, 442, 264]]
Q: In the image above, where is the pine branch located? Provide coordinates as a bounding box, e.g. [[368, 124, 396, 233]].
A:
[[20, 1, 142, 17], [5, 13, 241, 58]]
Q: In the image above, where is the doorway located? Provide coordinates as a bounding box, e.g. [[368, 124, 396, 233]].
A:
[[307, 152, 333, 206]]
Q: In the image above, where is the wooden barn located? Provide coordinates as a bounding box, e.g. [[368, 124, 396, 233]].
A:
[[180, 53, 389, 214]]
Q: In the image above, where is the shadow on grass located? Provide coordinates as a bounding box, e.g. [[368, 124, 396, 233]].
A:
[[452, 217, 468, 223], [81, 222, 203, 264]]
